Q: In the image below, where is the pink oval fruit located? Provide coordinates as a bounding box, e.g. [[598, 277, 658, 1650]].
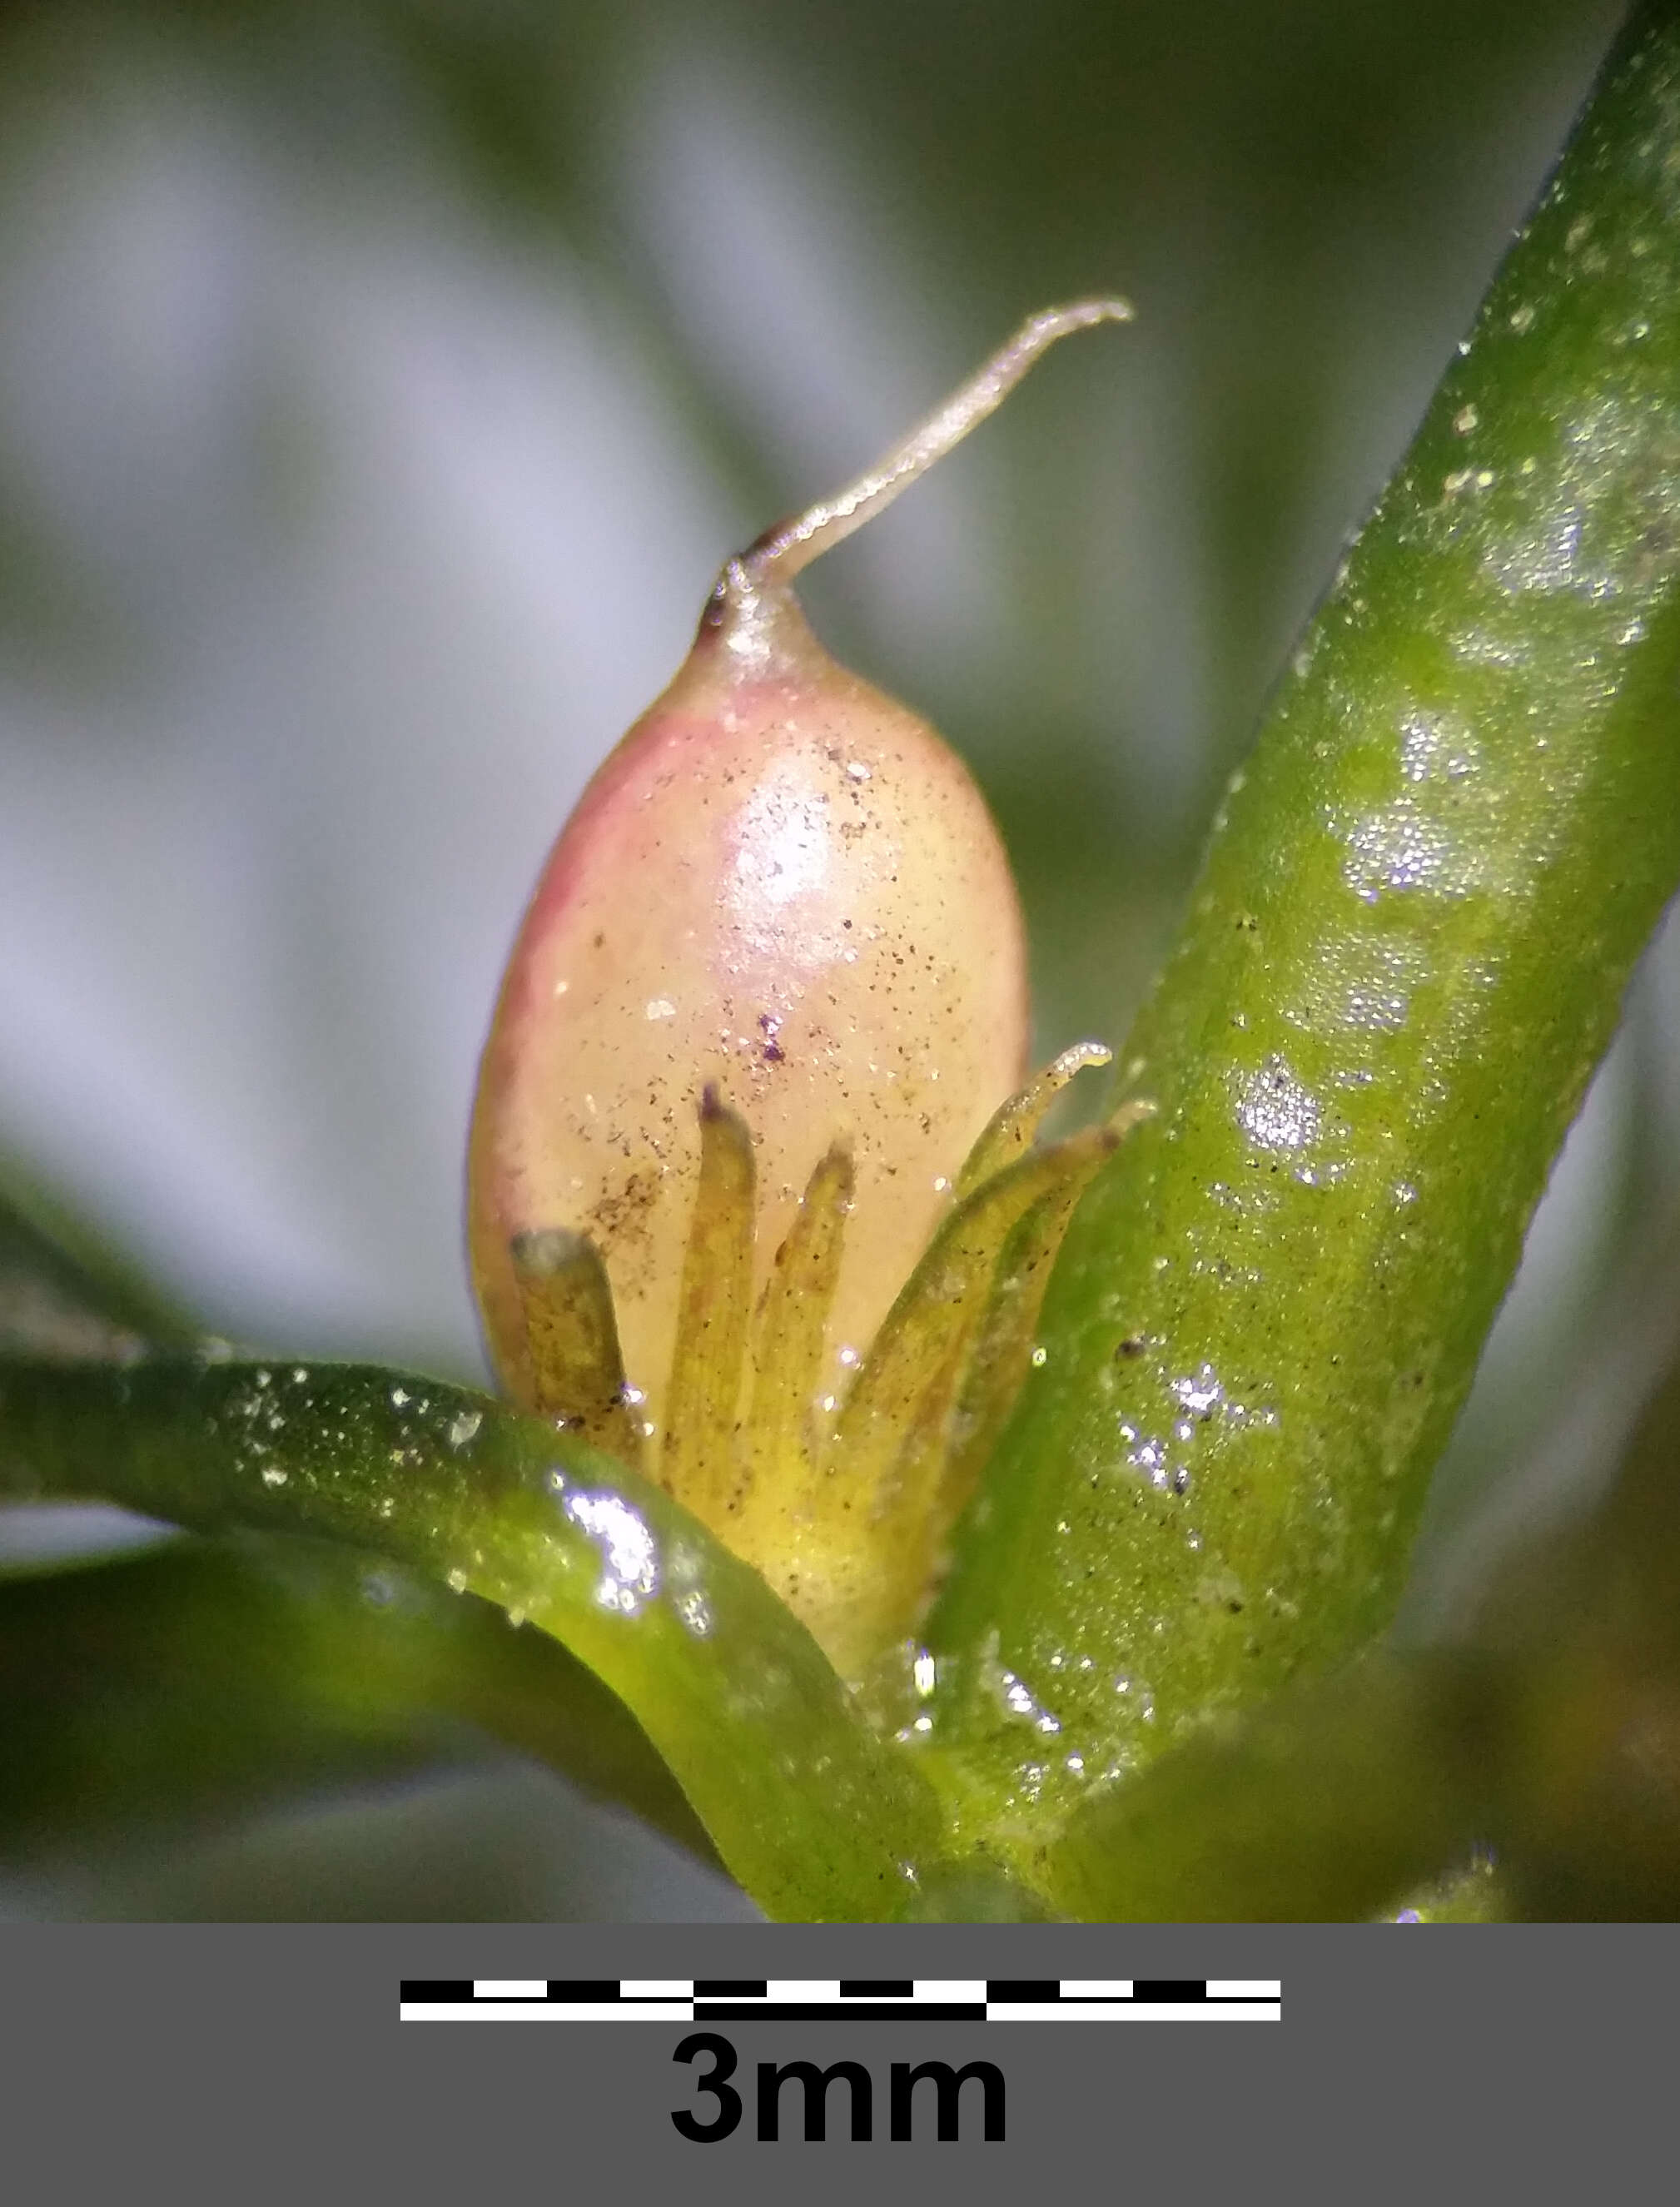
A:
[[469, 583, 1028, 1431], [467, 301, 1132, 1666]]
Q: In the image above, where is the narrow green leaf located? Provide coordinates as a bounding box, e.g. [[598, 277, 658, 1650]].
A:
[[927, 2, 1680, 1849], [0, 1533, 718, 1867], [0, 1172, 196, 1358], [0, 1355, 947, 1920], [1036, 1652, 1494, 1923], [1461, 1308, 1680, 1921]]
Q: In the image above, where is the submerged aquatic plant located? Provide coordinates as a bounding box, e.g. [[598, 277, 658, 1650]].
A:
[[7, 3, 1680, 1921]]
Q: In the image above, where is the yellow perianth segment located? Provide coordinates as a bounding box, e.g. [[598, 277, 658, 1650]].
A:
[[511, 1229, 644, 1469], [661, 1088, 756, 1520], [508, 1048, 1139, 1678], [812, 1126, 1120, 1672], [944, 1161, 1112, 1520], [955, 1039, 1113, 1199], [1106, 1094, 1157, 1144], [746, 1141, 855, 1516]]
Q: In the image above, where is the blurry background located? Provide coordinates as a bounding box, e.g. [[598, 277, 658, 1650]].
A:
[[0, 0, 1663, 1916]]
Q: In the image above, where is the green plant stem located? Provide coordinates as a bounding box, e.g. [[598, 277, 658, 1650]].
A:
[[0, 1355, 948, 1919], [927, 1, 1680, 1857], [1042, 1290, 1680, 1922]]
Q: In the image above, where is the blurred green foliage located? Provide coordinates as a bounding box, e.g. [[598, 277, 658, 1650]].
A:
[[0, 0, 1625, 1051]]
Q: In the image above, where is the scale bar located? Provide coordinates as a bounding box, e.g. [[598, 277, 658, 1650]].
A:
[[400, 1977, 1280, 2025]]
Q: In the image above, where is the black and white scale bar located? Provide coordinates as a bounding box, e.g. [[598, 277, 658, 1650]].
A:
[[399, 1978, 1280, 2024]]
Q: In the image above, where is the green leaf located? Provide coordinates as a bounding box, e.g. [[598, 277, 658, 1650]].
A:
[[1030, 1405, 1680, 1923], [0, 1533, 718, 1869], [1031, 1651, 1493, 1924], [0, 1171, 197, 1358], [1459, 1310, 1680, 1921], [0, 1353, 949, 1919], [1036, 1235, 1680, 1923], [925, 1, 1680, 1852]]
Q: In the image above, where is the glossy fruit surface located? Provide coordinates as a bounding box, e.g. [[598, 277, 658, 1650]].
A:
[[468, 584, 1028, 1439]]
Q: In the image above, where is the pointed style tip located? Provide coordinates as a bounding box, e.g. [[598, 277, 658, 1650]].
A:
[[1044, 295, 1136, 330], [738, 292, 1134, 593]]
